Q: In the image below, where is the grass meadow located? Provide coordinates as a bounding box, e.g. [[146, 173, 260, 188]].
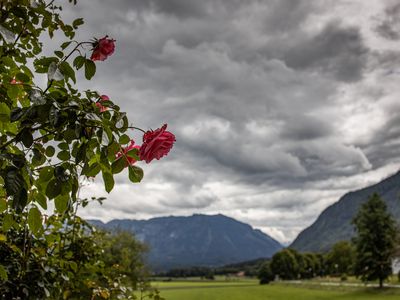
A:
[[153, 278, 400, 300]]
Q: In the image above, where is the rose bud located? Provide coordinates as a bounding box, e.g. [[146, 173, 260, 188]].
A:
[[95, 94, 109, 112]]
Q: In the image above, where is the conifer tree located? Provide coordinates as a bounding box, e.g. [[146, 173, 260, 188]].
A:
[[352, 193, 397, 288]]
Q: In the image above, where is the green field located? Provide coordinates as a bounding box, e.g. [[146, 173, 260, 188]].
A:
[[154, 279, 400, 300]]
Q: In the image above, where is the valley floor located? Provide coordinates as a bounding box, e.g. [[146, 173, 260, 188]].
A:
[[153, 278, 400, 300]]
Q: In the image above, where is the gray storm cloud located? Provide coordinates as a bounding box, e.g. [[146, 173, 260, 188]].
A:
[[57, 0, 400, 244]]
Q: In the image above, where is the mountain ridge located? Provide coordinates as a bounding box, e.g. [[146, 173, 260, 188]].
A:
[[290, 170, 400, 252], [89, 213, 282, 271]]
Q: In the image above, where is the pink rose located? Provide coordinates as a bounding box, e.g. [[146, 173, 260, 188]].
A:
[[95, 94, 109, 112], [116, 140, 141, 166], [139, 124, 176, 163], [90, 36, 116, 61]]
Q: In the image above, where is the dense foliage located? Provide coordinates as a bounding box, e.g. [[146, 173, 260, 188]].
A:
[[325, 240, 355, 276], [352, 193, 397, 288], [0, 0, 173, 298]]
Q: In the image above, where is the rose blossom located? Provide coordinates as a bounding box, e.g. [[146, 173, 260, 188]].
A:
[[90, 36, 116, 61], [139, 124, 176, 163], [116, 140, 140, 166], [95, 94, 109, 112]]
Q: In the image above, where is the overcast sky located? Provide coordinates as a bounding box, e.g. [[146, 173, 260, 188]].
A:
[[59, 0, 400, 244]]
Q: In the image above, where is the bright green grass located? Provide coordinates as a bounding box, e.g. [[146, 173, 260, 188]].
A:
[[156, 280, 400, 300]]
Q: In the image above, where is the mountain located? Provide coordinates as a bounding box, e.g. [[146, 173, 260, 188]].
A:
[[89, 214, 282, 271], [290, 170, 400, 252]]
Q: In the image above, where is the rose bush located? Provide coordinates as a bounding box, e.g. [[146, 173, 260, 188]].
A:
[[0, 0, 172, 298]]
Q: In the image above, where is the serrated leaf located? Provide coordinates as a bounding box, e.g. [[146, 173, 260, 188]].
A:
[[84, 59, 96, 80], [102, 171, 114, 193], [28, 206, 42, 234], [128, 165, 144, 183]]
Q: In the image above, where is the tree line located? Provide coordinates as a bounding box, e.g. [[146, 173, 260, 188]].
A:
[[259, 193, 398, 288]]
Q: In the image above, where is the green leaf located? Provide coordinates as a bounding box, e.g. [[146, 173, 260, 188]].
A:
[[57, 151, 70, 161], [111, 157, 125, 174], [55, 194, 69, 213], [84, 59, 96, 80], [83, 163, 101, 177], [28, 206, 42, 234], [102, 171, 114, 193], [39, 166, 53, 182], [61, 41, 72, 50], [73, 56, 85, 70], [45, 179, 61, 199], [19, 128, 33, 148], [35, 193, 47, 210], [59, 61, 76, 83], [54, 50, 64, 58], [12, 189, 28, 212], [2, 214, 13, 231], [0, 103, 10, 122], [5, 168, 25, 196], [45, 145, 55, 157], [16, 72, 30, 83], [126, 148, 140, 161], [72, 18, 84, 28], [58, 142, 69, 150], [75, 143, 87, 164], [0, 199, 6, 213], [119, 134, 130, 145], [128, 165, 144, 183], [0, 265, 8, 281]]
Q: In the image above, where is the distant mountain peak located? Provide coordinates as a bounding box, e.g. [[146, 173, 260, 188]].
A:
[[89, 213, 282, 271]]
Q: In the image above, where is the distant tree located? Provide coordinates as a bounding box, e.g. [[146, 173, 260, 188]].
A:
[[326, 241, 355, 276], [270, 249, 299, 280], [102, 231, 149, 288], [352, 193, 398, 288], [302, 253, 320, 278], [258, 262, 274, 284]]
